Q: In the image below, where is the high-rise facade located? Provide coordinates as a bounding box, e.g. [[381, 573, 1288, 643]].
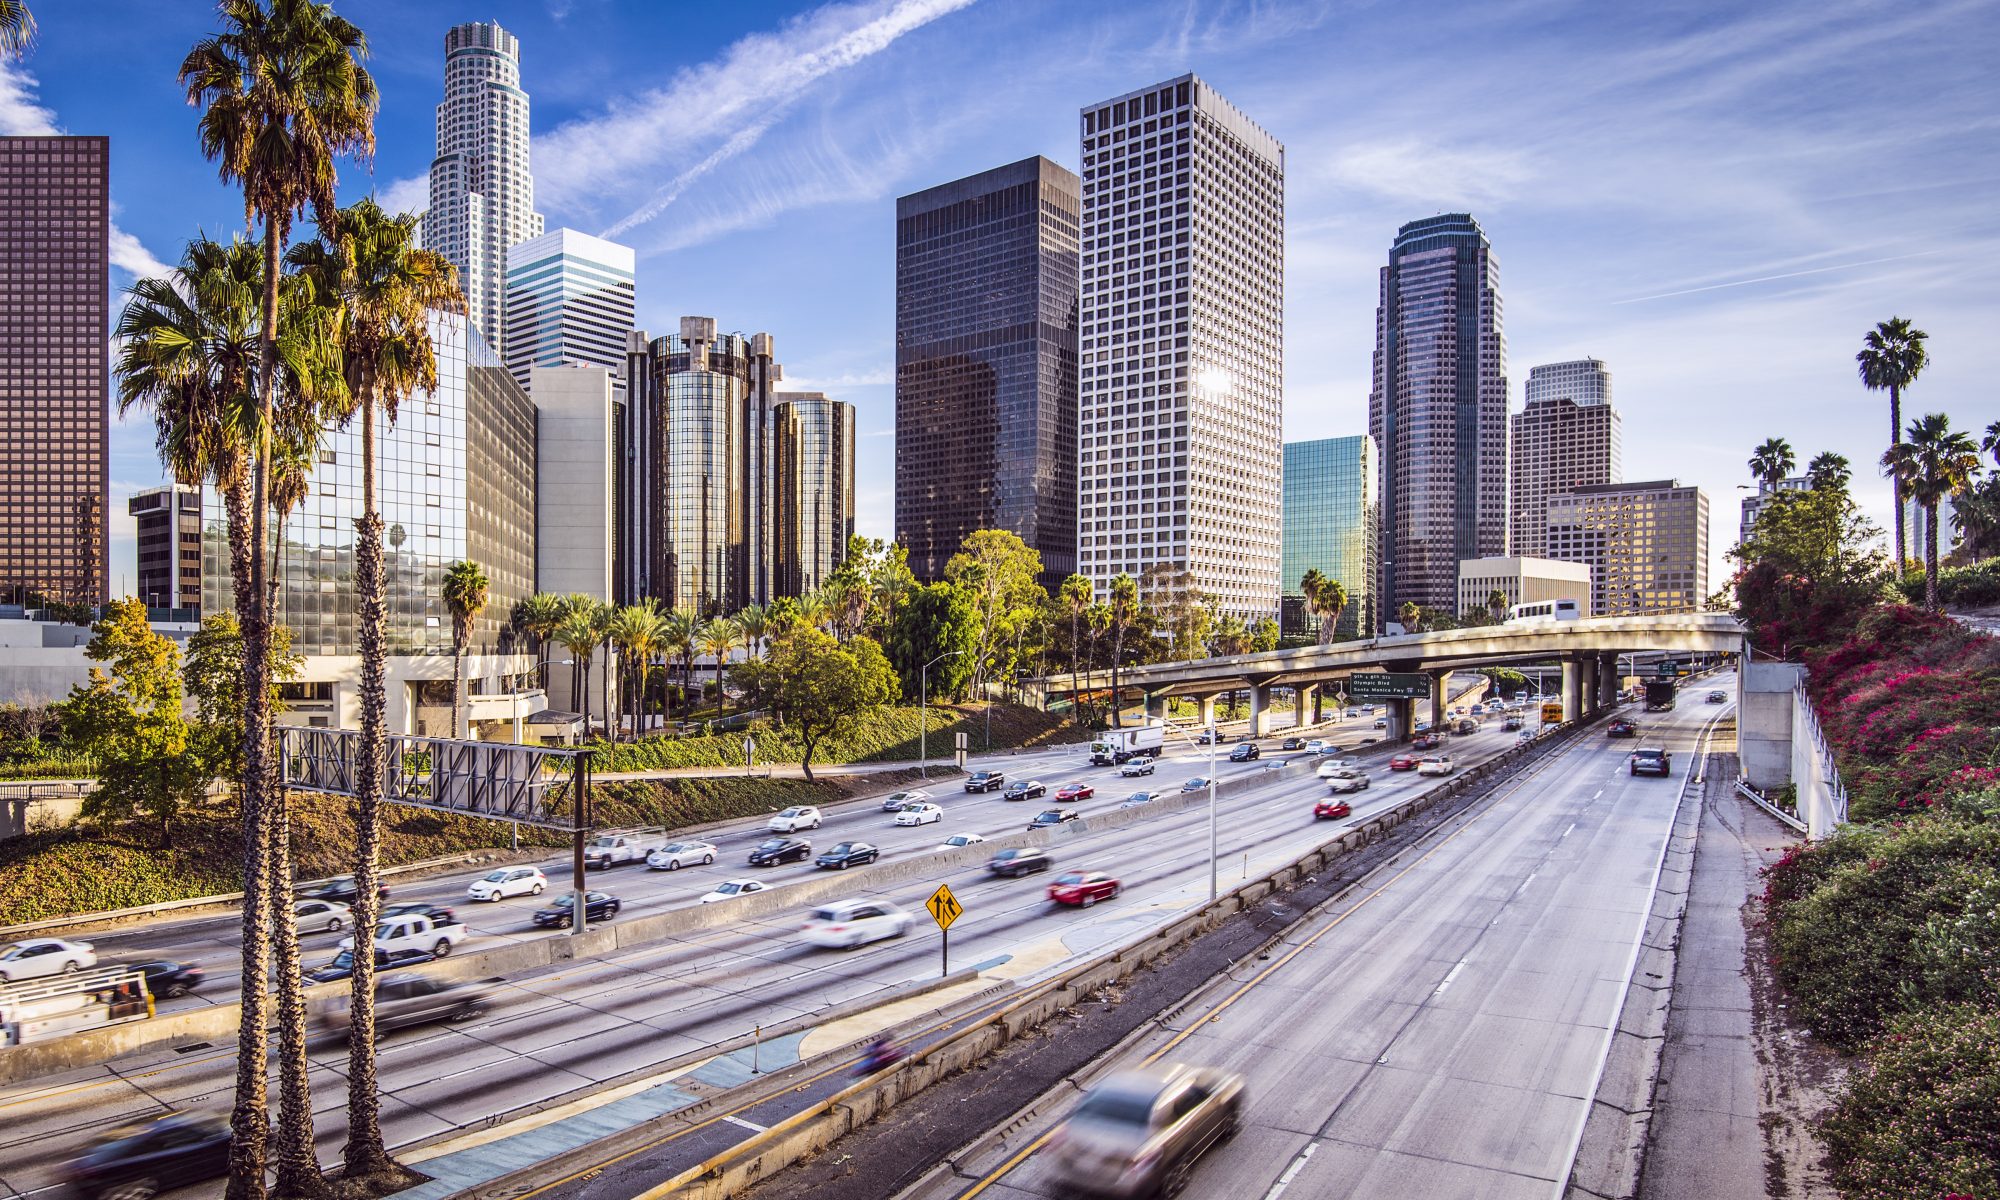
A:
[[1739, 475, 1809, 548], [1076, 76, 1285, 621], [774, 393, 856, 596], [1370, 213, 1507, 623], [425, 22, 544, 353], [0, 136, 108, 607], [1456, 556, 1591, 617], [503, 228, 636, 399], [1510, 358, 1619, 558], [894, 156, 1079, 586], [1278, 436, 1376, 639], [1546, 479, 1710, 616], [129, 485, 201, 614]]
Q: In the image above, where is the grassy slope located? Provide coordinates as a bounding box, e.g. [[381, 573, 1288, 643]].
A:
[[585, 701, 1074, 773]]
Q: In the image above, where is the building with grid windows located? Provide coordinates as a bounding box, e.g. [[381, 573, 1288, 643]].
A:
[[503, 228, 635, 398], [0, 135, 108, 608], [1279, 436, 1376, 639], [424, 22, 544, 355], [1510, 359, 1619, 558], [1455, 556, 1591, 618], [129, 485, 201, 616], [774, 393, 856, 596], [1545, 479, 1710, 616], [1076, 76, 1285, 621], [201, 314, 540, 736], [1370, 213, 1507, 623], [895, 157, 1079, 587]]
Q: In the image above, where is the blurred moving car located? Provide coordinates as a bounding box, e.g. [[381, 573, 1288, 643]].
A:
[[987, 847, 1053, 877], [1056, 781, 1096, 802], [1707, 690, 1728, 703], [1416, 755, 1456, 776], [936, 832, 987, 851], [1502, 716, 1524, 732], [1388, 753, 1418, 771], [467, 865, 547, 901], [895, 802, 946, 826], [1323, 769, 1368, 794], [1181, 777, 1212, 793], [767, 805, 823, 833], [1118, 757, 1157, 777], [1630, 747, 1672, 777], [646, 840, 718, 871], [323, 976, 489, 1035], [1314, 797, 1353, 820], [291, 898, 351, 934], [1046, 1065, 1245, 1197], [531, 891, 620, 928], [306, 946, 435, 984], [1607, 719, 1638, 738], [1303, 739, 1332, 755], [298, 875, 386, 907], [749, 837, 813, 867], [1121, 791, 1162, 808], [879, 788, 932, 813], [1029, 809, 1081, 831], [1228, 743, 1260, 762], [1047, 871, 1121, 907], [131, 961, 205, 1000], [699, 879, 767, 904], [800, 899, 912, 949], [1314, 757, 1360, 778], [0, 938, 95, 982], [1280, 736, 1305, 750], [1410, 733, 1440, 751], [62, 1111, 230, 1200], [816, 841, 880, 870]]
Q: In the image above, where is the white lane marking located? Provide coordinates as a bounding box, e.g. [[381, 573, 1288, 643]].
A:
[[721, 1114, 766, 1132], [1264, 1141, 1319, 1199], [1592, 789, 1603, 800], [1433, 958, 1468, 996], [1561, 822, 1576, 840], [1515, 872, 1537, 895]]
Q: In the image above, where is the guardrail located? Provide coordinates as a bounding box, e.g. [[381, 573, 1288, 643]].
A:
[[1736, 779, 1808, 835], [1793, 678, 1849, 832]]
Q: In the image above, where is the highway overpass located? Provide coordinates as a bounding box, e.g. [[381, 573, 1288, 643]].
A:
[[1034, 612, 1745, 737]]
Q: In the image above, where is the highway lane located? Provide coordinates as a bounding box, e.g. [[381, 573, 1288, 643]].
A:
[[0, 707, 1527, 1196], [897, 683, 1730, 1200]]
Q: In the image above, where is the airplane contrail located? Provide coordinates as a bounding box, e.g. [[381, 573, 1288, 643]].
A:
[[1613, 251, 1941, 304]]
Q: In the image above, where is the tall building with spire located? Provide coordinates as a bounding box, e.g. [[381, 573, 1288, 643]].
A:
[[1369, 213, 1507, 622], [425, 21, 543, 353]]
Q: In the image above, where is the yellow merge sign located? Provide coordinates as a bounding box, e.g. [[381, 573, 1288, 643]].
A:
[[926, 883, 963, 932]]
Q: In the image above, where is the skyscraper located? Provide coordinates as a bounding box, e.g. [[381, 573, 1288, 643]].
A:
[[425, 21, 543, 353], [1370, 213, 1507, 623], [774, 393, 856, 596], [0, 135, 108, 607], [1279, 436, 1377, 639], [1510, 358, 1619, 558], [1076, 76, 1285, 620], [1546, 480, 1710, 616], [894, 156, 1079, 586], [504, 228, 636, 398], [129, 485, 201, 614]]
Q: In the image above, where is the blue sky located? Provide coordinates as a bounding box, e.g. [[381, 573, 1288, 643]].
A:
[[7, 0, 1998, 595]]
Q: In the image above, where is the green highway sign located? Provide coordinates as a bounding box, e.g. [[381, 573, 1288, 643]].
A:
[[1655, 660, 1679, 679], [1347, 672, 1430, 701]]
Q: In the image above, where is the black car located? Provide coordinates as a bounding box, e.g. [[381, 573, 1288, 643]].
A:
[[64, 1111, 230, 1200], [1028, 809, 1080, 832], [1630, 748, 1672, 777], [326, 977, 488, 1036], [1280, 737, 1305, 750], [132, 960, 205, 1000], [815, 841, 880, 870], [1606, 719, 1638, 738], [299, 875, 388, 907], [382, 902, 457, 925], [1002, 779, 1047, 802], [306, 946, 435, 984], [965, 770, 1006, 793], [1228, 743, 1261, 762], [748, 837, 813, 866], [987, 847, 1053, 877], [533, 891, 621, 928], [1181, 777, 1212, 793]]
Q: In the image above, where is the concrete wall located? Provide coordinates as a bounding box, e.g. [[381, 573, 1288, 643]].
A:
[[1791, 686, 1847, 839], [531, 365, 615, 602], [1737, 661, 1801, 790]]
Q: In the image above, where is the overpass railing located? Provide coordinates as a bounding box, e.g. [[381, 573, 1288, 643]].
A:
[[1792, 678, 1849, 835]]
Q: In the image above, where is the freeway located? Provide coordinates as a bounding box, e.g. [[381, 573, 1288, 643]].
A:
[[0, 701, 1516, 1198], [894, 681, 1730, 1200]]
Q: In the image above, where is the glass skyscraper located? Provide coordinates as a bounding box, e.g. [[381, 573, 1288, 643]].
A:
[[202, 314, 537, 655], [895, 156, 1079, 586], [774, 393, 856, 596], [1280, 437, 1377, 639], [503, 227, 635, 398]]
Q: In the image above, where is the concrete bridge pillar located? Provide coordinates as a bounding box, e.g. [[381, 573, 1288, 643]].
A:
[[1430, 671, 1450, 730], [1248, 683, 1270, 738], [1562, 657, 1582, 722], [1199, 694, 1218, 730], [1298, 684, 1317, 729], [1388, 697, 1414, 741], [1597, 654, 1620, 709]]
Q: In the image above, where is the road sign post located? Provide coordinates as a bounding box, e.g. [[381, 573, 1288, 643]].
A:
[[927, 883, 962, 978]]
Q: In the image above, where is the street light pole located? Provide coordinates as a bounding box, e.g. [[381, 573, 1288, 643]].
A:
[[920, 650, 965, 779]]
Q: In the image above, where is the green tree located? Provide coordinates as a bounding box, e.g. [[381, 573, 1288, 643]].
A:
[[1250, 617, 1279, 653], [1748, 436, 1795, 487], [555, 610, 599, 730], [1486, 589, 1508, 623], [1858, 317, 1930, 575], [1301, 570, 1349, 646], [184, 613, 300, 780], [700, 617, 738, 716], [1397, 600, 1422, 633], [441, 561, 488, 739], [1732, 484, 1886, 655], [1882, 412, 1982, 611], [886, 582, 979, 701], [514, 592, 565, 689], [0, 1, 34, 56], [1107, 573, 1139, 728], [944, 529, 1044, 693], [1806, 451, 1852, 492], [1058, 574, 1093, 709], [764, 628, 900, 780], [605, 603, 663, 739], [57, 600, 207, 846]]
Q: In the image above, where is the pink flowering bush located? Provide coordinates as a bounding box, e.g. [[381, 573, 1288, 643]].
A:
[[1821, 1000, 2000, 1200]]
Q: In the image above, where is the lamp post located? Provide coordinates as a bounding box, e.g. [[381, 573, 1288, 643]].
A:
[[920, 650, 966, 779]]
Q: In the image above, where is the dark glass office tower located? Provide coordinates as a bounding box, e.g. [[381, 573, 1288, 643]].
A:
[[773, 393, 855, 596], [895, 156, 1079, 586], [0, 136, 108, 607], [1369, 213, 1507, 624]]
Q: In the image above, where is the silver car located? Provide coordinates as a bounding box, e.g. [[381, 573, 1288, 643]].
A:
[[1047, 1064, 1245, 1197]]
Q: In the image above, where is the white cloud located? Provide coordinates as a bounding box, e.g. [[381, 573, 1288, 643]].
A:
[[379, 173, 430, 220], [782, 366, 893, 391], [108, 226, 170, 279], [1317, 140, 1537, 211]]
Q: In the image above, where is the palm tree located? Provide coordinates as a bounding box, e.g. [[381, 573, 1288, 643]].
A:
[[515, 593, 564, 689], [1486, 589, 1508, 624], [1882, 414, 1982, 611], [1805, 451, 1852, 492], [1858, 317, 1930, 575], [679, 617, 709, 717], [1398, 600, 1422, 633], [1058, 574, 1092, 713], [1982, 421, 2000, 469], [0, 1, 35, 56], [1748, 437, 1796, 488], [701, 618, 737, 716], [797, 590, 830, 633], [1107, 574, 1138, 729], [591, 602, 618, 742], [736, 604, 770, 663], [1301, 570, 1349, 647], [607, 604, 665, 739], [441, 562, 488, 739], [182, 5, 375, 1191], [554, 611, 599, 731], [657, 611, 695, 720]]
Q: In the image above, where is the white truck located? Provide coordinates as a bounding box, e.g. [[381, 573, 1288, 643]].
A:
[[1089, 724, 1166, 766], [340, 911, 468, 960], [583, 827, 666, 870]]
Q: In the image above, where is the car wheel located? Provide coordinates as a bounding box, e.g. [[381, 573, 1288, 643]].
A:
[[1110, 885, 1122, 899], [839, 859, 848, 869], [1163, 1157, 1194, 1197], [433, 940, 452, 957], [62, 961, 80, 974], [164, 984, 188, 999], [326, 916, 343, 933], [1082, 894, 1097, 908], [532, 883, 545, 895], [665, 859, 680, 871], [703, 854, 714, 865], [101, 1177, 160, 1200]]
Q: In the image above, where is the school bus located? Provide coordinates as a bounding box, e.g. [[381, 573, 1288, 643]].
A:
[[1540, 701, 1566, 725]]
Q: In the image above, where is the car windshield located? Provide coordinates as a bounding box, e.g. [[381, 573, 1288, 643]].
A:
[[778, 808, 802, 818], [829, 843, 854, 854], [1055, 873, 1085, 885], [809, 907, 842, 921], [758, 839, 787, 851], [482, 870, 508, 882], [328, 949, 355, 969], [1074, 1087, 1157, 1127]]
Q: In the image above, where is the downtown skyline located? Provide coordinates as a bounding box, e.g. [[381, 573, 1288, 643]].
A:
[[2, 0, 1994, 596]]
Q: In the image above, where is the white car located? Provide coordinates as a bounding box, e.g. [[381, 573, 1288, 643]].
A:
[[292, 898, 351, 934], [936, 833, 987, 851], [1315, 757, 1360, 778], [800, 899, 913, 949], [647, 840, 719, 871], [1118, 757, 1157, 777], [1303, 739, 1332, 755], [700, 879, 769, 904], [879, 788, 932, 813], [768, 805, 823, 833], [1325, 769, 1370, 793], [1416, 755, 1456, 776], [1121, 790, 1162, 808], [466, 865, 547, 901], [0, 938, 96, 982], [894, 802, 944, 827]]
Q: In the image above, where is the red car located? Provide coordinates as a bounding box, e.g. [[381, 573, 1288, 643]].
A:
[[1389, 753, 1419, 771], [1314, 799, 1352, 820], [1055, 781, 1095, 802], [1047, 871, 1121, 907]]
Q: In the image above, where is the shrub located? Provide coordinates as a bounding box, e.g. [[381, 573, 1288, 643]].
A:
[[1821, 1000, 2000, 1200]]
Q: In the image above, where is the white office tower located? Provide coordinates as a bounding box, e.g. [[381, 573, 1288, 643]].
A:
[[504, 229, 636, 399], [425, 22, 544, 354], [1076, 75, 1285, 620]]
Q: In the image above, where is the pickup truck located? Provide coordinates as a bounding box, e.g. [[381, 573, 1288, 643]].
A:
[[584, 828, 665, 870], [339, 911, 468, 960]]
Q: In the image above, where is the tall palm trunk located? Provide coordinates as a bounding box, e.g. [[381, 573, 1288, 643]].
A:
[[578, 657, 592, 730], [601, 646, 614, 741], [1068, 611, 1081, 716], [344, 396, 401, 1187], [451, 645, 466, 739], [225, 477, 255, 621], [1110, 624, 1126, 729], [1926, 499, 1940, 611], [1891, 383, 1906, 576]]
